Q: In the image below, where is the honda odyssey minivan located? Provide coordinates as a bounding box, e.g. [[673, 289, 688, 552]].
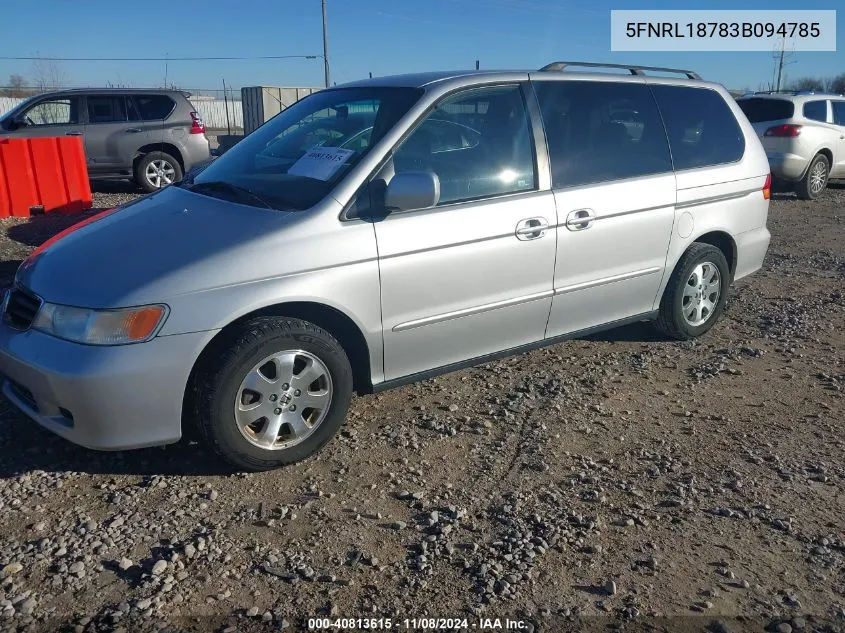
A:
[[0, 62, 772, 471]]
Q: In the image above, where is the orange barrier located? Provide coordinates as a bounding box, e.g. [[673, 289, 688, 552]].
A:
[[0, 137, 92, 218]]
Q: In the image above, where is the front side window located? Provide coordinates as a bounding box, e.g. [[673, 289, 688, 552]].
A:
[[534, 80, 671, 188], [192, 87, 423, 211], [22, 98, 80, 126], [651, 85, 745, 170], [832, 101, 845, 126], [392, 84, 536, 205], [803, 100, 828, 122], [87, 96, 127, 123]]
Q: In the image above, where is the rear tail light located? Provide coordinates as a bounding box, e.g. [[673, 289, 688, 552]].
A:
[[763, 173, 771, 200], [764, 124, 802, 137], [190, 111, 206, 135]]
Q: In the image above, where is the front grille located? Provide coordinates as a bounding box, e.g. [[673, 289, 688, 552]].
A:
[[4, 287, 42, 330], [6, 379, 38, 412]]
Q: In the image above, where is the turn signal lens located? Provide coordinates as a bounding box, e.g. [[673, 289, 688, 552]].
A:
[[763, 173, 772, 200]]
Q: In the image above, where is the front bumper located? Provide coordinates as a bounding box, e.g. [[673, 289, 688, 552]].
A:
[[0, 324, 218, 450], [766, 152, 809, 182]]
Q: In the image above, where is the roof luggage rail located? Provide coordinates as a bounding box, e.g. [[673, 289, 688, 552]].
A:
[[539, 61, 701, 80]]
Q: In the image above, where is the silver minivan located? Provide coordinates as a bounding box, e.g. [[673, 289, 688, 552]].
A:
[[0, 63, 772, 471]]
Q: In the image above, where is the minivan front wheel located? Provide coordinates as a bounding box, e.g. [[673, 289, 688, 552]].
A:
[[135, 151, 183, 193], [796, 153, 829, 200], [194, 317, 353, 471], [655, 243, 730, 340]]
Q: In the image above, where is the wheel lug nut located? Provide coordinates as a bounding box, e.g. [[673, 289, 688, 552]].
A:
[[289, 405, 297, 412], [269, 394, 277, 401], [294, 389, 301, 396], [274, 408, 282, 415], [282, 383, 289, 390]]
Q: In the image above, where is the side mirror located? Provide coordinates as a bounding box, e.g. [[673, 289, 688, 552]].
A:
[[384, 171, 440, 212]]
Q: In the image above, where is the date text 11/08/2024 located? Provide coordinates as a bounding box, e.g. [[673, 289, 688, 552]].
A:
[[308, 618, 530, 630], [625, 21, 821, 38]]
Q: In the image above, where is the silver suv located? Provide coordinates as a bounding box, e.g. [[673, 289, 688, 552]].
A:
[[737, 91, 845, 199], [0, 88, 211, 192], [0, 62, 771, 471]]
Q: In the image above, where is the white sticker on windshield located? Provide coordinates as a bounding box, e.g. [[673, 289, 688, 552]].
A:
[[288, 147, 355, 181]]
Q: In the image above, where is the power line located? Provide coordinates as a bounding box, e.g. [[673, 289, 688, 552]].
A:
[[0, 55, 322, 62]]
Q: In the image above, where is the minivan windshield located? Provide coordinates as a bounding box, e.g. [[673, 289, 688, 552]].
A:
[[737, 98, 795, 123], [187, 87, 423, 210]]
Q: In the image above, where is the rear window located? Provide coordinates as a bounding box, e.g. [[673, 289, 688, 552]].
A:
[[651, 85, 745, 170], [134, 95, 176, 121], [737, 97, 794, 123]]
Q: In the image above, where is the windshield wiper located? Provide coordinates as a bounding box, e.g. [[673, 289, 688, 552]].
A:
[[186, 180, 274, 210]]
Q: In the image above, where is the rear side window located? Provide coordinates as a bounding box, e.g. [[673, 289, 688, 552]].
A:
[[534, 81, 672, 188], [87, 96, 127, 123], [737, 98, 794, 122], [833, 101, 845, 126], [652, 85, 745, 170], [803, 100, 828, 122], [134, 95, 176, 121]]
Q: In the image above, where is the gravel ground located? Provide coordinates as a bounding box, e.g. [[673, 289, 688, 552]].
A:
[[0, 182, 843, 633]]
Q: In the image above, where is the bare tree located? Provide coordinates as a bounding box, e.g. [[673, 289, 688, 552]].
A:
[[790, 76, 825, 91], [829, 73, 845, 95], [3, 74, 30, 97], [31, 55, 68, 91]]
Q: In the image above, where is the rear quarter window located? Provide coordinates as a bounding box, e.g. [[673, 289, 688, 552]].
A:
[[651, 85, 745, 170], [133, 95, 176, 121], [802, 100, 828, 122], [736, 97, 794, 122]]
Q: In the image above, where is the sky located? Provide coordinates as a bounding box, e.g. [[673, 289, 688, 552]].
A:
[[0, 0, 843, 94]]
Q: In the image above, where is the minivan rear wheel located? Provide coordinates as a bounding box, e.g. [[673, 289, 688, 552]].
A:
[[193, 317, 353, 471], [796, 153, 829, 200], [655, 243, 730, 340], [135, 151, 183, 193]]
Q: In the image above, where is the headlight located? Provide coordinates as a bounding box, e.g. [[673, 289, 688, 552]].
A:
[[31, 303, 168, 345]]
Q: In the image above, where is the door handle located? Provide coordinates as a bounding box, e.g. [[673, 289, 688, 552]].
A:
[[515, 217, 549, 240], [565, 208, 596, 231], [65, 131, 83, 136], [126, 128, 143, 133]]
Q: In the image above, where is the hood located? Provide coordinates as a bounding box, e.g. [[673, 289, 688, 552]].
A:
[[17, 186, 298, 308]]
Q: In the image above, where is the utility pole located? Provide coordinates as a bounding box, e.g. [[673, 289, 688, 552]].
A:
[[775, 46, 785, 91], [322, 0, 330, 88], [772, 38, 795, 91], [475, 60, 480, 70]]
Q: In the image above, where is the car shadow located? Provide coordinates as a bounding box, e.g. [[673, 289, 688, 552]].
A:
[[90, 180, 145, 194], [0, 407, 236, 477], [579, 320, 664, 343]]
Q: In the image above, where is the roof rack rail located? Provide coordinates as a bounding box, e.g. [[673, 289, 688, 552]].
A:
[[539, 61, 701, 80]]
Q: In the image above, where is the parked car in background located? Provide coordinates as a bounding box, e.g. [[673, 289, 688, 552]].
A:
[[0, 62, 771, 471], [0, 88, 211, 192], [737, 91, 845, 199]]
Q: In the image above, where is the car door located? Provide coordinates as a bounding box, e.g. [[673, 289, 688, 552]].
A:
[[84, 94, 146, 173], [1, 95, 84, 140], [830, 100, 845, 177], [373, 83, 557, 381], [531, 78, 676, 337]]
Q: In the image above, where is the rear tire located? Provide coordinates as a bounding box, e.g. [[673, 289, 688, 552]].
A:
[[796, 153, 829, 200], [135, 151, 183, 193], [192, 317, 353, 471], [654, 243, 730, 340]]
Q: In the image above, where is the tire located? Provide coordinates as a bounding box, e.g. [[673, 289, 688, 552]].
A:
[[796, 153, 829, 200], [654, 243, 730, 341], [135, 151, 183, 193], [192, 317, 353, 471]]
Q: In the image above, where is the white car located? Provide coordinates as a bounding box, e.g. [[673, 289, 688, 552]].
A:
[[737, 92, 845, 199]]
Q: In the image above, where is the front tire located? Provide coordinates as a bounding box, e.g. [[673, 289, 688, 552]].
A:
[[135, 151, 183, 193], [193, 317, 353, 471], [655, 243, 730, 340], [796, 153, 829, 200]]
